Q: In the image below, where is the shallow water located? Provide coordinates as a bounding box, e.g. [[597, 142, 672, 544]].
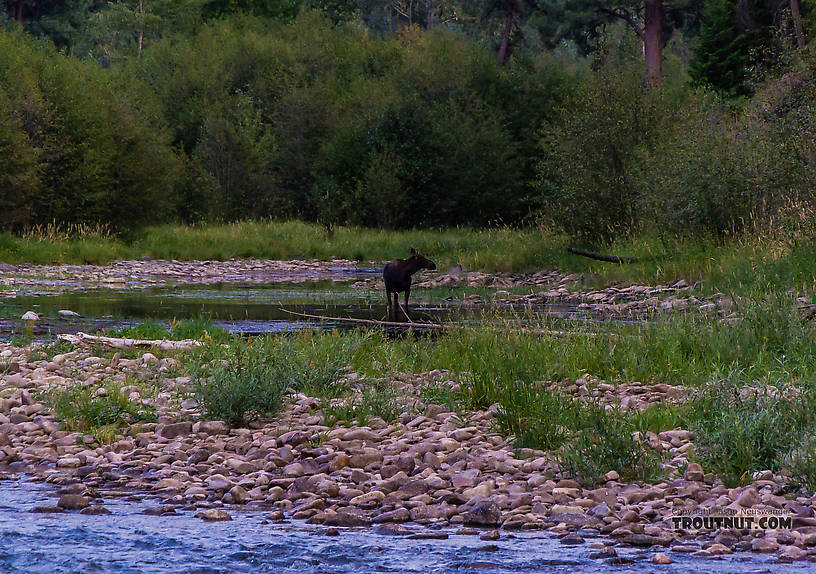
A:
[[1, 280, 583, 339], [0, 479, 805, 574]]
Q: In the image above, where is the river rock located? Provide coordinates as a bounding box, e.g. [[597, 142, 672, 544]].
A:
[[196, 421, 230, 435], [350, 491, 386, 506], [452, 470, 479, 489], [735, 487, 760, 508], [195, 509, 232, 521], [684, 463, 704, 482], [409, 504, 453, 522], [652, 553, 671, 564], [32, 505, 65, 513], [80, 505, 111, 515], [349, 451, 382, 468], [57, 495, 90, 510], [332, 507, 370, 527], [463, 501, 501, 526], [751, 538, 779, 553], [158, 422, 192, 439], [229, 485, 249, 504], [373, 508, 411, 523]]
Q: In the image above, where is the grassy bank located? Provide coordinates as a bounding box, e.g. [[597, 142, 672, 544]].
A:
[[5, 220, 816, 297], [74, 299, 816, 489]]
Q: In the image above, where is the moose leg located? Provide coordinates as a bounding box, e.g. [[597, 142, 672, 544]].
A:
[[386, 290, 393, 320], [400, 288, 413, 322], [391, 292, 400, 321]]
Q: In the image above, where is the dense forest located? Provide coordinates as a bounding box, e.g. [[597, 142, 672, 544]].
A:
[[0, 0, 814, 241]]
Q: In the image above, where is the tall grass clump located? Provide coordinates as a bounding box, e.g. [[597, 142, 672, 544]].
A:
[[43, 381, 156, 442], [557, 405, 664, 486], [189, 334, 346, 426], [106, 317, 227, 342], [495, 384, 662, 485], [323, 382, 406, 427], [683, 378, 816, 487]]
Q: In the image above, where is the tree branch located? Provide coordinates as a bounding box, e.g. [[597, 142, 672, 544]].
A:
[[600, 6, 644, 39]]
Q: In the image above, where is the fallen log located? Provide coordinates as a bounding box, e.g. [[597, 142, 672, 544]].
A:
[[567, 246, 637, 264], [57, 332, 202, 350], [280, 308, 448, 330], [280, 308, 603, 337]]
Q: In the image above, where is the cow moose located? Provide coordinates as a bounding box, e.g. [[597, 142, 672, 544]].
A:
[[383, 247, 436, 321]]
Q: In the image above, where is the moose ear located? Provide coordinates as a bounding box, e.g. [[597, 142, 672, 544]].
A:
[[409, 247, 417, 255]]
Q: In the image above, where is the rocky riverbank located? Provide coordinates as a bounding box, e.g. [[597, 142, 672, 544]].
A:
[[0, 258, 375, 295], [1, 341, 815, 565], [0, 258, 761, 321]]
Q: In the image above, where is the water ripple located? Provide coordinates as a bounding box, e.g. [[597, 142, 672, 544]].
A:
[[0, 479, 810, 574]]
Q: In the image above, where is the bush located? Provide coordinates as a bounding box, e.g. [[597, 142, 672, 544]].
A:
[[535, 45, 658, 242], [43, 381, 157, 441], [190, 334, 344, 426], [558, 405, 663, 486], [0, 29, 179, 232], [684, 379, 816, 487]]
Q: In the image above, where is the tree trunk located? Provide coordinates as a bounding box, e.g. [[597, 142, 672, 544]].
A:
[[137, 0, 145, 54], [15, 0, 24, 22], [497, 7, 514, 67], [791, 0, 806, 49], [425, 0, 434, 29], [643, 1, 663, 88]]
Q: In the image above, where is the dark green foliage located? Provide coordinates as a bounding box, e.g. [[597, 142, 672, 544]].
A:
[[684, 379, 816, 487], [536, 34, 816, 241], [690, 0, 797, 95], [132, 15, 535, 228], [0, 29, 179, 232], [0, 4, 814, 240], [557, 405, 664, 486], [44, 381, 157, 434], [536, 50, 654, 241], [189, 334, 344, 426]]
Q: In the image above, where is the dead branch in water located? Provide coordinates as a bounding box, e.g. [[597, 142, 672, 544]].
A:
[[279, 308, 603, 337], [57, 332, 202, 350], [567, 246, 638, 264], [280, 308, 447, 330]]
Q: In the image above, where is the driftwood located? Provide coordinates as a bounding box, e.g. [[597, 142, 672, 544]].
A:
[[567, 246, 638, 264], [57, 332, 202, 350], [280, 308, 448, 330], [279, 308, 604, 338]]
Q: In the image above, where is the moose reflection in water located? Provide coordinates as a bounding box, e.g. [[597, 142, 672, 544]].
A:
[[383, 247, 437, 321]]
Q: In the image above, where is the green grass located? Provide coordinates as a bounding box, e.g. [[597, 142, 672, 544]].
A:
[[322, 382, 407, 427], [104, 317, 228, 342], [165, 294, 816, 487], [681, 378, 816, 487], [187, 333, 347, 427], [42, 379, 157, 442], [4, 220, 816, 297]]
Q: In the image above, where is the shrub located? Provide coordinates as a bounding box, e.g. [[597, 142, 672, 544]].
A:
[[43, 381, 156, 441], [0, 29, 179, 232], [189, 334, 344, 426], [558, 405, 664, 486], [684, 379, 816, 487], [535, 46, 658, 242]]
